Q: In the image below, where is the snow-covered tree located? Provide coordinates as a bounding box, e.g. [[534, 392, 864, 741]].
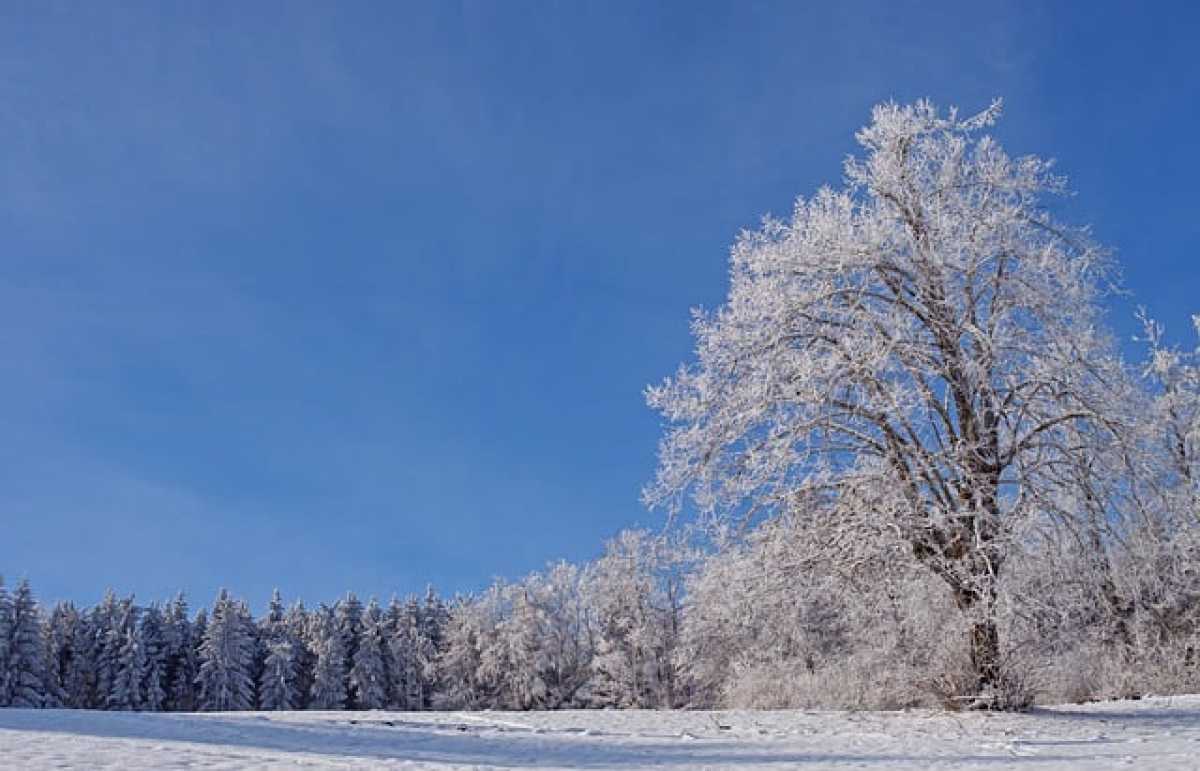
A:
[[62, 608, 97, 709], [43, 602, 80, 708], [107, 602, 145, 711], [646, 99, 1131, 709], [164, 594, 198, 711], [588, 531, 682, 708], [257, 590, 301, 711], [91, 592, 127, 709], [334, 593, 363, 708], [384, 596, 424, 710], [349, 599, 389, 710], [308, 604, 347, 710], [6, 579, 48, 708], [196, 590, 255, 711], [286, 600, 314, 710], [525, 561, 595, 708], [435, 596, 488, 709], [140, 605, 169, 711]]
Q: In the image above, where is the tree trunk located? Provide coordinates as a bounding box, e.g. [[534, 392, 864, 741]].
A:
[[954, 584, 1003, 708]]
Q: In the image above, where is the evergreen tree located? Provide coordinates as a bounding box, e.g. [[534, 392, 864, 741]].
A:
[[91, 592, 126, 709], [349, 598, 389, 710], [334, 593, 363, 708], [258, 639, 299, 711], [308, 604, 347, 710], [195, 590, 255, 711], [384, 597, 415, 709], [140, 605, 169, 711], [164, 594, 198, 711], [107, 602, 144, 711], [42, 602, 80, 708], [257, 590, 301, 711], [8, 579, 48, 708], [286, 601, 313, 710], [419, 588, 447, 708], [63, 609, 97, 709]]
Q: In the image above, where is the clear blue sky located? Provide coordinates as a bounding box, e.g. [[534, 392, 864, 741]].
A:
[[2, 1, 1197, 610]]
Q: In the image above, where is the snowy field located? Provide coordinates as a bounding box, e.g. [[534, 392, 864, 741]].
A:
[[2, 695, 1199, 769]]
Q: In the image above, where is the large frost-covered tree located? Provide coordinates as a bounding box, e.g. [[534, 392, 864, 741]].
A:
[[646, 100, 1130, 708]]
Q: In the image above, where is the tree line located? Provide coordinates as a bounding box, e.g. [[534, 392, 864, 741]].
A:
[[0, 530, 688, 712]]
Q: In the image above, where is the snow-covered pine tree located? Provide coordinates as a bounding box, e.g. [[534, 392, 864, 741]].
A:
[[42, 601, 79, 708], [286, 600, 313, 710], [385, 596, 421, 710], [334, 593, 363, 708], [107, 602, 145, 711], [7, 579, 48, 708], [91, 592, 126, 709], [163, 594, 198, 711], [308, 604, 347, 710], [259, 638, 299, 711], [195, 590, 255, 711], [349, 598, 388, 710], [63, 608, 97, 709], [140, 605, 168, 711], [256, 590, 301, 711], [419, 588, 447, 708]]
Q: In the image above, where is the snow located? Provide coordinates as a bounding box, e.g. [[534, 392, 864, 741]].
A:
[[2, 695, 1199, 769]]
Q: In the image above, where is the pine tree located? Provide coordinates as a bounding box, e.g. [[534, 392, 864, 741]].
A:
[[335, 593, 363, 708], [257, 590, 301, 711], [42, 602, 80, 708], [8, 579, 48, 708], [140, 605, 168, 711], [195, 590, 255, 711], [308, 604, 347, 710], [419, 588, 447, 708], [258, 639, 299, 711], [91, 592, 125, 709], [384, 597, 415, 709], [349, 599, 389, 710], [164, 594, 198, 711], [63, 609, 97, 709], [286, 601, 313, 710], [107, 602, 144, 711]]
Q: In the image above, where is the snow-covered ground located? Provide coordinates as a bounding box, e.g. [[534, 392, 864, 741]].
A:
[[2, 695, 1199, 769]]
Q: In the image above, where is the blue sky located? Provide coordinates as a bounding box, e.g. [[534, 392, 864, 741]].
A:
[[2, 1, 1197, 610]]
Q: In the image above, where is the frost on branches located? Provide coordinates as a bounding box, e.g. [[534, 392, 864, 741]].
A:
[[646, 99, 1132, 709]]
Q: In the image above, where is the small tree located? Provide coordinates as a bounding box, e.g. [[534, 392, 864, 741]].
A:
[[647, 99, 1129, 709]]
